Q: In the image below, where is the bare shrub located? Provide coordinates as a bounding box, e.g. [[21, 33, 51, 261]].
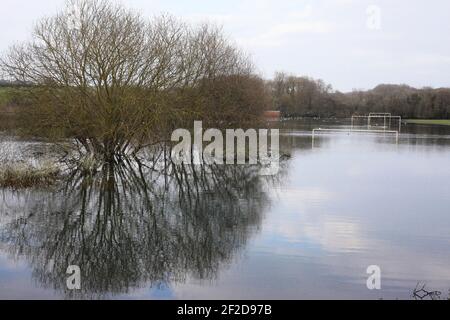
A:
[[1, 0, 267, 161]]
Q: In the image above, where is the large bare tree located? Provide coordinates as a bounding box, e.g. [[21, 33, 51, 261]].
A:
[[1, 0, 265, 161]]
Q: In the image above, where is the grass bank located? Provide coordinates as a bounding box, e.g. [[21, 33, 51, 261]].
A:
[[405, 119, 450, 126], [0, 87, 14, 106], [0, 163, 60, 189]]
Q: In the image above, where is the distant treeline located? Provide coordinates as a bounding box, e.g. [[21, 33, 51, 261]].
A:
[[268, 72, 450, 119], [2, 74, 450, 120], [0, 80, 33, 87]]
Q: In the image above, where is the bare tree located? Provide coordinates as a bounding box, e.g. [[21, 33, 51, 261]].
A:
[[269, 72, 334, 117], [1, 0, 264, 161]]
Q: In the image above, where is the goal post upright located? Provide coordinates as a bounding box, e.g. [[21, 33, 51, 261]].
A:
[[351, 114, 402, 132]]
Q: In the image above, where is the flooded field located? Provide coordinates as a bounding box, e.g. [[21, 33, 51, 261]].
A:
[[0, 119, 449, 299]]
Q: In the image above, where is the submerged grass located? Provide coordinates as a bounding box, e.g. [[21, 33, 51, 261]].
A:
[[0, 163, 60, 189], [406, 119, 450, 126]]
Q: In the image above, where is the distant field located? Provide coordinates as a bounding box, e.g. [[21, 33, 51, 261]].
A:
[[0, 88, 17, 130], [405, 119, 450, 126], [0, 87, 13, 106]]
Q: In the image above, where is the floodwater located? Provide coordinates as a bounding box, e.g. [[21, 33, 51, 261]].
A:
[[0, 119, 449, 299]]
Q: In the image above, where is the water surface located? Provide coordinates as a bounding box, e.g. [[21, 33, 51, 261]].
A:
[[1, 119, 449, 299]]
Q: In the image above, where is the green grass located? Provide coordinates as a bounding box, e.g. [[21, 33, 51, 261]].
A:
[[0, 87, 13, 106], [405, 119, 450, 126]]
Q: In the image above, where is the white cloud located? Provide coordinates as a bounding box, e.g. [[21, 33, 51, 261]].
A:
[[1, 0, 450, 91]]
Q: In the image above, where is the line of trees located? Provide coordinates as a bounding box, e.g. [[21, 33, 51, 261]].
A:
[[5, 68, 448, 124], [267, 72, 450, 119]]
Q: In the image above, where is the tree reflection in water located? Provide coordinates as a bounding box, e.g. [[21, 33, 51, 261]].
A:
[[0, 159, 282, 298]]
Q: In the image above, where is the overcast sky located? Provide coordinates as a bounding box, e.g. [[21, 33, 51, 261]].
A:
[[1, 0, 449, 92]]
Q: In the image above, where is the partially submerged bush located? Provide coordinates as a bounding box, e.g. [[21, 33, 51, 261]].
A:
[[0, 163, 60, 189], [0, 0, 269, 160]]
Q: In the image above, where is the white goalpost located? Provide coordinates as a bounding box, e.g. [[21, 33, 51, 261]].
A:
[[312, 128, 399, 148], [312, 113, 402, 148], [351, 114, 402, 132]]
